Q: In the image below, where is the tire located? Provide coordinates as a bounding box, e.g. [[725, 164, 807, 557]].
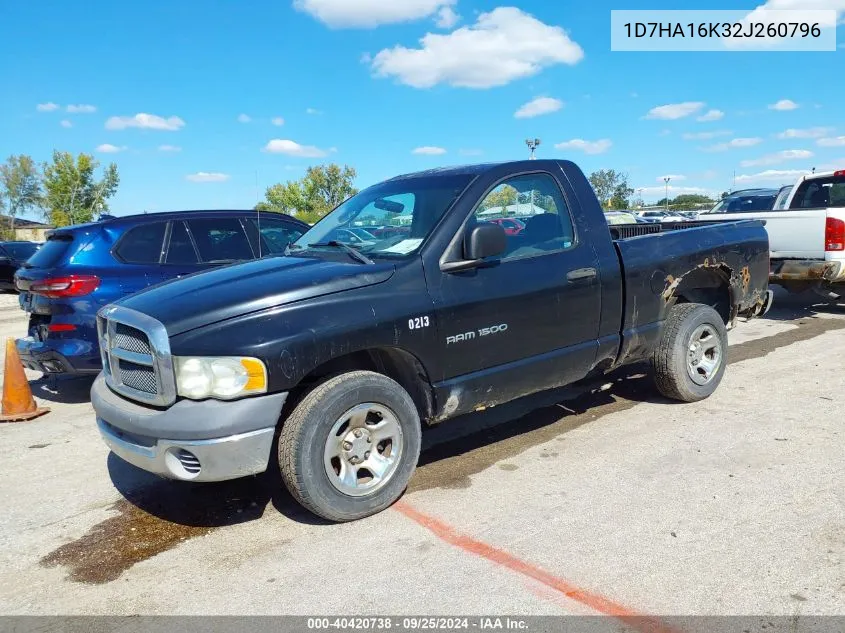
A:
[[278, 370, 421, 522], [652, 302, 728, 403]]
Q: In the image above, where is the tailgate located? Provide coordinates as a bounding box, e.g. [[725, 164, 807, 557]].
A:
[[695, 209, 826, 258], [758, 210, 827, 259]]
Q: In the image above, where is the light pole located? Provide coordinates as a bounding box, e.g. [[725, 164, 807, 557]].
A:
[[525, 138, 541, 160], [637, 188, 644, 208], [663, 177, 671, 211]]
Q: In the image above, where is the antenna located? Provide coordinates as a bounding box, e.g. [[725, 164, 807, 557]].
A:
[[255, 170, 261, 258]]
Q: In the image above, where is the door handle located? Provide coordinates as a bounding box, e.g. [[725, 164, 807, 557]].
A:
[[567, 267, 597, 282]]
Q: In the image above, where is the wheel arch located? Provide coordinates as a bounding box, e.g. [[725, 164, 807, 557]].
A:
[[287, 346, 436, 424], [666, 264, 734, 325]]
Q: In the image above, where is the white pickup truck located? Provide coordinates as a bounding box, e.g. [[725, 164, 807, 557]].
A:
[[699, 170, 845, 296]]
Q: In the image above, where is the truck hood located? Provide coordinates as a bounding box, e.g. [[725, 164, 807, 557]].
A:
[[117, 256, 395, 335]]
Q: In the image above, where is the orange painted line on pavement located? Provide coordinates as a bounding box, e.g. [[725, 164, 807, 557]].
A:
[[394, 500, 678, 633]]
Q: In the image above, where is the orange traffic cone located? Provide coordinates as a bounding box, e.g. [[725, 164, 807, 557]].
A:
[[0, 338, 49, 422]]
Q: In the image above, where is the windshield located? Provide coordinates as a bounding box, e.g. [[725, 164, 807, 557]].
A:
[[292, 173, 474, 258], [3, 242, 39, 260], [705, 192, 777, 214]]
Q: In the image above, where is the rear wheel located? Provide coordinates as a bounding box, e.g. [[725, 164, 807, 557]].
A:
[[652, 303, 728, 403], [278, 371, 421, 522]]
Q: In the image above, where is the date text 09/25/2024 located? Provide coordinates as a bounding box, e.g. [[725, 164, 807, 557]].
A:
[[307, 617, 529, 630]]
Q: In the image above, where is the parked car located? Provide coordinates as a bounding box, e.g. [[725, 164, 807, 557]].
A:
[[92, 159, 772, 522], [604, 211, 638, 225], [488, 217, 526, 235], [703, 189, 780, 214], [0, 241, 40, 291], [635, 210, 667, 222], [773, 185, 793, 210], [14, 210, 309, 375], [700, 174, 845, 295]]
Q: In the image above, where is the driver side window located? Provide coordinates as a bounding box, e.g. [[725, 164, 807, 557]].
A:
[[474, 173, 574, 261]]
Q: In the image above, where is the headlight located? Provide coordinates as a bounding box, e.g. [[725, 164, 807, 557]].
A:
[[174, 356, 267, 400]]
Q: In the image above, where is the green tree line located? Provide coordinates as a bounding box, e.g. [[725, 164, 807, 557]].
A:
[[256, 164, 358, 224], [0, 151, 119, 234]]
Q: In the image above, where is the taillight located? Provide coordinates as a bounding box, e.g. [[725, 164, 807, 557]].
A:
[[47, 323, 76, 333], [30, 275, 100, 298], [825, 218, 845, 252], [834, 170, 845, 178]]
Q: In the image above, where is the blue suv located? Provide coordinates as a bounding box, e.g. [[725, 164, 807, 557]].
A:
[[14, 210, 308, 375]]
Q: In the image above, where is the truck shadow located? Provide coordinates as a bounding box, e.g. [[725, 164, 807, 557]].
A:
[[107, 363, 664, 529], [29, 374, 95, 404], [45, 367, 669, 583], [762, 287, 845, 322]]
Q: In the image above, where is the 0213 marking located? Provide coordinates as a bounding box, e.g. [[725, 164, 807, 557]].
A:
[[408, 316, 430, 330]]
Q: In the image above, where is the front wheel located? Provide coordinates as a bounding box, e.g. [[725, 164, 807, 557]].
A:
[[652, 303, 728, 403], [278, 371, 421, 522]]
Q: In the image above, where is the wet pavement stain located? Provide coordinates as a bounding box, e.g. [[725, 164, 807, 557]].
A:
[[41, 310, 845, 583], [42, 499, 213, 583], [41, 474, 280, 584]]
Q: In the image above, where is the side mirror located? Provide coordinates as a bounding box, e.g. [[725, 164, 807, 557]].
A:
[[441, 222, 507, 273]]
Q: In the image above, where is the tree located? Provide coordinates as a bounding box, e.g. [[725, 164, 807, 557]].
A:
[[481, 184, 518, 210], [609, 182, 635, 210], [0, 155, 42, 235], [257, 163, 358, 224], [671, 194, 715, 207], [41, 152, 119, 226], [589, 169, 631, 210]]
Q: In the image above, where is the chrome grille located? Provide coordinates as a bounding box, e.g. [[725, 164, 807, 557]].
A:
[[98, 305, 176, 407], [113, 323, 152, 355], [118, 360, 158, 394]]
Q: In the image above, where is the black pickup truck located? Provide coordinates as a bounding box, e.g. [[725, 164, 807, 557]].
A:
[[92, 160, 772, 521]]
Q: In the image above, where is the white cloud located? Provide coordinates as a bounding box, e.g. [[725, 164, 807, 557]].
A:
[[514, 97, 563, 119], [776, 127, 833, 139], [459, 148, 483, 156], [371, 7, 584, 89], [816, 158, 845, 171], [645, 102, 705, 120], [554, 139, 613, 155], [734, 169, 809, 184], [769, 99, 799, 111], [237, 113, 252, 123], [697, 109, 725, 122], [818, 136, 845, 147], [60, 120, 73, 128], [264, 139, 330, 157], [682, 130, 733, 140], [66, 104, 96, 113], [36, 102, 60, 112], [705, 137, 764, 151], [435, 6, 459, 28], [96, 144, 127, 154], [105, 113, 185, 131], [158, 144, 182, 152], [306, 107, 322, 115], [740, 149, 814, 167], [412, 146, 447, 155], [294, 0, 455, 28], [744, 1, 844, 29], [186, 172, 230, 183], [656, 174, 687, 183], [271, 117, 285, 126]]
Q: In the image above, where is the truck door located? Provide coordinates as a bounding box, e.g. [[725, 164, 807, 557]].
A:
[[428, 171, 602, 393]]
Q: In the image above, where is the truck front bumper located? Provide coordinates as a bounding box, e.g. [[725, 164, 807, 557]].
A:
[[91, 374, 288, 482]]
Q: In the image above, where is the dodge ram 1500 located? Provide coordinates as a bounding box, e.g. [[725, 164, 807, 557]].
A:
[[92, 160, 773, 521]]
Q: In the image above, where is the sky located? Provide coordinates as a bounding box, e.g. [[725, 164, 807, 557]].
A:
[[1, 0, 844, 218]]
